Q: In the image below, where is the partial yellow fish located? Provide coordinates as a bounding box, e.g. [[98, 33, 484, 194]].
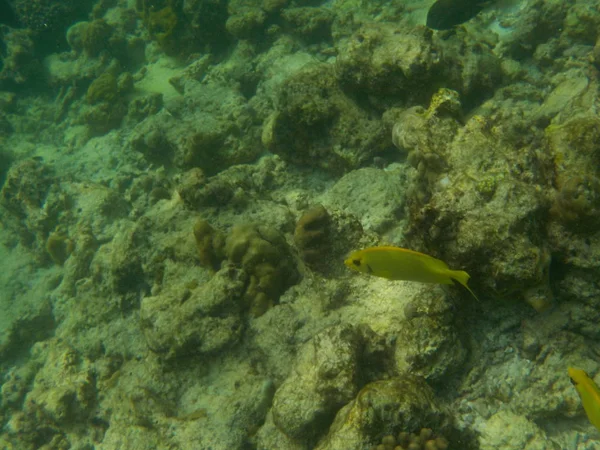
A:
[[344, 246, 479, 300], [569, 367, 600, 431]]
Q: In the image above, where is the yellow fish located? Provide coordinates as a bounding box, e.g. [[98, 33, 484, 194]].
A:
[[568, 367, 600, 431], [344, 246, 478, 300]]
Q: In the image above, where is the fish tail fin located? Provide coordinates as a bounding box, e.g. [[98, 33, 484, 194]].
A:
[[451, 270, 480, 302]]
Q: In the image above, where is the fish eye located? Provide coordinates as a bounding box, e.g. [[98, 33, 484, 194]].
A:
[[352, 259, 361, 267]]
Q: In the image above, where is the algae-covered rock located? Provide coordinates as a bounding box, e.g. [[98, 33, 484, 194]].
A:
[[394, 290, 468, 382], [140, 265, 247, 358], [322, 167, 408, 234], [226, 7, 267, 39], [67, 19, 115, 57], [263, 63, 388, 173], [479, 411, 551, 450], [0, 28, 39, 88], [315, 376, 445, 450], [281, 7, 334, 42], [10, 341, 96, 434], [403, 111, 553, 302], [0, 159, 68, 261], [546, 114, 600, 232], [129, 80, 262, 175], [336, 24, 437, 100], [270, 325, 363, 443], [137, 0, 229, 56], [86, 72, 118, 105], [83, 71, 132, 134]]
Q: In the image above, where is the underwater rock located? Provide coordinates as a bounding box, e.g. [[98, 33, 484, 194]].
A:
[[129, 121, 174, 168], [336, 24, 437, 100], [12, 0, 90, 53], [86, 72, 118, 105], [322, 167, 408, 234], [67, 19, 114, 57], [281, 7, 334, 42], [137, 0, 229, 56], [394, 289, 468, 382], [315, 376, 445, 450], [130, 80, 262, 175], [140, 265, 247, 358], [81, 70, 132, 134], [546, 115, 600, 232], [270, 325, 363, 443], [0, 27, 39, 88], [264, 63, 388, 173], [403, 110, 552, 301], [0, 299, 54, 364], [0, 159, 67, 260], [479, 410, 551, 450], [17, 341, 96, 427], [108, 225, 146, 312], [226, 7, 267, 39]]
